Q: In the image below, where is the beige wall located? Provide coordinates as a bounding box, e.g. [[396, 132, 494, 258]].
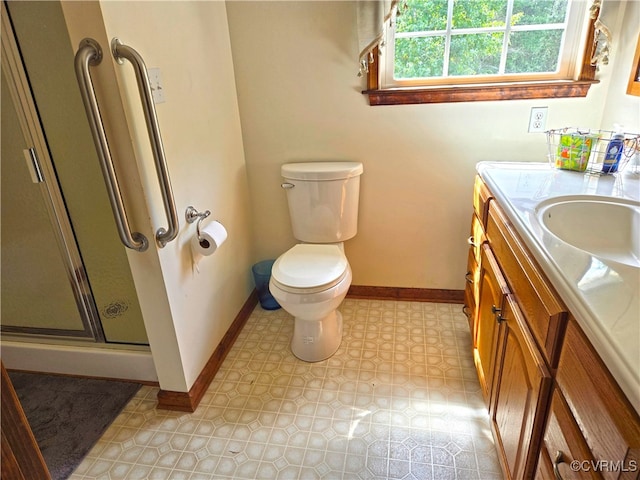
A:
[[600, 1, 640, 129], [103, 1, 253, 390], [63, 1, 254, 391], [227, 1, 637, 291]]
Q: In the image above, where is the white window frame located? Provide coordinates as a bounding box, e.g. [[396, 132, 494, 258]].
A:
[[382, 0, 591, 89]]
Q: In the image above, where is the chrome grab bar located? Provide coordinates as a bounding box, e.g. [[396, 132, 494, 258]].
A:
[[111, 38, 178, 248], [74, 38, 149, 252]]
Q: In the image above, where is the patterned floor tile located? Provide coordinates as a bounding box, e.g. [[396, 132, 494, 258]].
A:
[[71, 299, 503, 479]]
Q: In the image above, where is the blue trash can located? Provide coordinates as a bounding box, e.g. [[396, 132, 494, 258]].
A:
[[252, 260, 281, 310]]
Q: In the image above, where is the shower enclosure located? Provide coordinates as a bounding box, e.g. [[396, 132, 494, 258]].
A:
[[1, 1, 147, 346]]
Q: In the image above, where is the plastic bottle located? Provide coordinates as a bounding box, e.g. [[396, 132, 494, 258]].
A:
[[602, 126, 625, 173]]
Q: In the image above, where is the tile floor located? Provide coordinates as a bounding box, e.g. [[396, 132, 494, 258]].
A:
[[71, 299, 503, 479]]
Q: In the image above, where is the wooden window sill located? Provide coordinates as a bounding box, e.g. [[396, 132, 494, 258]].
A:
[[363, 6, 600, 106], [363, 79, 599, 106]]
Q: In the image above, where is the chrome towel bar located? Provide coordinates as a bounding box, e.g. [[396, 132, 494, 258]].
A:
[[111, 38, 179, 248], [74, 38, 149, 252]]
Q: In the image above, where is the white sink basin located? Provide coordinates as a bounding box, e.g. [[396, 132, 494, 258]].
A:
[[535, 195, 640, 268]]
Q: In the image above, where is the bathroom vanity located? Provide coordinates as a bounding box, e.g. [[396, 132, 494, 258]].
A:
[[464, 162, 640, 480]]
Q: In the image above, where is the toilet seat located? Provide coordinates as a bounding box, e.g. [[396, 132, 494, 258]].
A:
[[271, 244, 348, 294]]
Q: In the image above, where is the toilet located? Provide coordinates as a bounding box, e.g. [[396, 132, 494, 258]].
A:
[[269, 161, 363, 362]]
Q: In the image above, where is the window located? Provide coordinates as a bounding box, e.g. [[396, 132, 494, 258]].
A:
[[364, 0, 600, 105]]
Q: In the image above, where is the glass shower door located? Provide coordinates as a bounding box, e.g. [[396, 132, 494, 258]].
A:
[[1, 63, 103, 340]]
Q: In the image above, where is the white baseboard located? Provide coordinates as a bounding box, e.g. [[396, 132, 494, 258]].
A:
[[1, 341, 158, 382]]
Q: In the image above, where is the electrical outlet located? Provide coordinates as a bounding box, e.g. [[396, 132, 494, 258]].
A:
[[528, 107, 548, 133], [147, 67, 165, 104]]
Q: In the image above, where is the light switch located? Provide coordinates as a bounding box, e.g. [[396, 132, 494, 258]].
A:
[[148, 67, 165, 104]]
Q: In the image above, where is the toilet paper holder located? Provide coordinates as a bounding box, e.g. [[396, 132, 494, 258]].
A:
[[185, 206, 211, 241]]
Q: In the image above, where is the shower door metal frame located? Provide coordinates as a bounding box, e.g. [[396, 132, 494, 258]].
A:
[[1, 3, 105, 342]]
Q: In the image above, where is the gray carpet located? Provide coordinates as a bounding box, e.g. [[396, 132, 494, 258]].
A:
[[8, 371, 141, 480]]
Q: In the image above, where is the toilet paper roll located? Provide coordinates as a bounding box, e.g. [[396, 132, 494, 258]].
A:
[[191, 220, 228, 257]]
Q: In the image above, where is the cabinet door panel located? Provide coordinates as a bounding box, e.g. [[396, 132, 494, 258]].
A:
[[473, 175, 493, 227], [469, 211, 485, 263], [557, 318, 640, 480], [487, 202, 566, 368], [474, 245, 509, 406], [464, 248, 478, 333], [535, 446, 555, 480], [543, 388, 601, 479], [464, 212, 486, 332], [491, 294, 552, 480]]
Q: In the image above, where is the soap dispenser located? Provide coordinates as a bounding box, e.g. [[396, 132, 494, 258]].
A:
[[602, 125, 625, 173]]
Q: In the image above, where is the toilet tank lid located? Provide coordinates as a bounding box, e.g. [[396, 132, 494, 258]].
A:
[[281, 162, 363, 181]]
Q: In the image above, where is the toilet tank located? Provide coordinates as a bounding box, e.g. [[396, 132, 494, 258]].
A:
[[281, 162, 363, 243]]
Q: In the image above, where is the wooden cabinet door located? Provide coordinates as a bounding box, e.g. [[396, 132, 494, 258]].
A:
[[463, 260, 476, 334], [490, 294, 552, 480], [463, 213, 485, 332], [557, 318, 640, 480], [468, 211, 485, 264], [474, 244, 509, 406], [538, 388, 601, 480], [486, 202, 567, 369], [473, 175, 492, 227]]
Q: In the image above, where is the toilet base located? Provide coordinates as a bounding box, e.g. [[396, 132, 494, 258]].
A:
[[291, 310, 343, 362]]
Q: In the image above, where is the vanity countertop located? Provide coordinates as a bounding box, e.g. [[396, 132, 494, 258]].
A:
[[477, 161, 639, 412]]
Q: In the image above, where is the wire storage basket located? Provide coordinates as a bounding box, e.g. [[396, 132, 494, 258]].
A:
[[546, 127, 640, 175]]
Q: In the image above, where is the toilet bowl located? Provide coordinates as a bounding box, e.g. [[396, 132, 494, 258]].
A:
[[269, 243, 352, 362]]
